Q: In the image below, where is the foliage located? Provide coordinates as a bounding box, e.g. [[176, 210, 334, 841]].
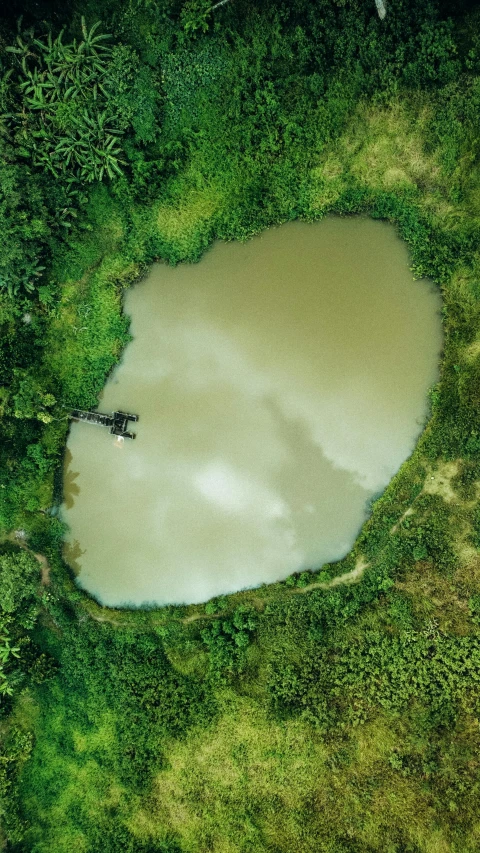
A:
[[0, 547, 55, 842], [267, 629, 480, 727], [402, 20, 460, 88], [180, 0, 211, 37], [200, 605, 257, 681], [5, 17, 155, 186], [1, 0, 480, 850], [0, 550, 41, 624], [0, 136, 50, 297], [0, 620, 20, 697]]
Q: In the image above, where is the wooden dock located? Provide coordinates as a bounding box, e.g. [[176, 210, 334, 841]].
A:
[[71, 409, 138, 439]]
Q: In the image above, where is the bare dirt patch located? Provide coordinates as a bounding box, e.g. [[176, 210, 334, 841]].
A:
[[423, 460, 460, 503]]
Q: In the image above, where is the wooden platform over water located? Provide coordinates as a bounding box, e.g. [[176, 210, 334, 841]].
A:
[[71, 409, 138, 439]]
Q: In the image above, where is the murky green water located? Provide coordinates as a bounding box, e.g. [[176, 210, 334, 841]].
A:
[[62, 218, 442, 607]]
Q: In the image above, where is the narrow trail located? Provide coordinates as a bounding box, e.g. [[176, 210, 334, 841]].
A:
[[4, 531, 52, 586], [84, 557, 372, 628], [390, 506, 415, 536], [183, 611, 223, 624], [88, 612, 123, 626], [293, 557, 369, 595], [6, 465, 443, 630], [1, 532, 369, 627], [35, 553, 50, 585], [85, 458, 475, 627], [181, 557, 370, 623]]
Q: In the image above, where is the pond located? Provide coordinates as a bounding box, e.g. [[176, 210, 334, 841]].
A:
[[62, 217, 443, 607]]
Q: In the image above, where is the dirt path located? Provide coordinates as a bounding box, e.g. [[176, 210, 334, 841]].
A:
[[181, 557, 370, 623], [2, 526, 369, 631], [183, 610, 223, 624], [390, 506, 415, 535], [293, 556, 369, 594], [35, 553, 51, 585], [88, 611, 123, 626], [3, 531, 52, 586]]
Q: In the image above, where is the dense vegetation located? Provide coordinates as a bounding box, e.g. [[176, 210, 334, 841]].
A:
[[1, 0, 480, 850]]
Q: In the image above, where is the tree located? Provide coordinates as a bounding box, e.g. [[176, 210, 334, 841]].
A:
[[0, 550, 40, 623]]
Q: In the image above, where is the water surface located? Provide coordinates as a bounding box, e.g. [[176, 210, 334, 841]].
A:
[[63, 218, 442, 606]]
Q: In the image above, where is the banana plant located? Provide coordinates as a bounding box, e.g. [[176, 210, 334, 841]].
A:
[[0, 626, 20, 697], [0, 635, 20, 665], [0, 259, 46, 297], [5, 17, 125, 190]]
